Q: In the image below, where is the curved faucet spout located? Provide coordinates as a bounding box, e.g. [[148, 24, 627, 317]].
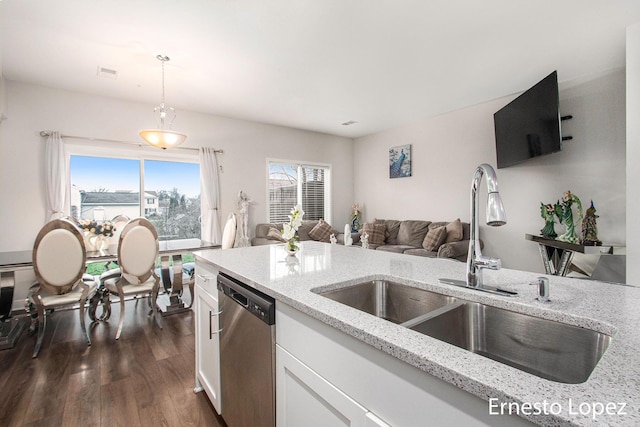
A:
[[467, 164, 507, 288]]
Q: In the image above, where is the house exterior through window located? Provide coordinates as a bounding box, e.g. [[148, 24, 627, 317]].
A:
[[267, 160, 331, 224], [69, 155, 200, 241]]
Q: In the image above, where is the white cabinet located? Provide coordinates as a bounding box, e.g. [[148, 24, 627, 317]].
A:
[[277, 345, 389, 427], [194, 260, 221, 414], [276, 303, 532, 427]]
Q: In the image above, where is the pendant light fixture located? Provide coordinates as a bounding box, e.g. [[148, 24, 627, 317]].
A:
[[139, 55, 187, 149]]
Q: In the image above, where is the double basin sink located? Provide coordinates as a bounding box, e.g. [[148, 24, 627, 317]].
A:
[[315, 280, 611, 384]]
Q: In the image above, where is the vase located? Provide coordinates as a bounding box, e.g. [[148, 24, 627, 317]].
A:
[[284, 238, 299, 256], [284, 246, 299, 256], [84, 232, 97, 251], [95, 235, 109, 251]]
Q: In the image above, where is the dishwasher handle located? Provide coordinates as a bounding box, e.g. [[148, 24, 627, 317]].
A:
[[229, 290, 249, 308]]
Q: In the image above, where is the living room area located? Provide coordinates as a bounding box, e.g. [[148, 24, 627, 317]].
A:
[[1, 55, 634, 287]]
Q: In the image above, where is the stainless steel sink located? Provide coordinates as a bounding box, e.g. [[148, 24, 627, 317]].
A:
[[316, 280, 458, 324], [316, 280, 611, 383], [410, 302, 611, 384]]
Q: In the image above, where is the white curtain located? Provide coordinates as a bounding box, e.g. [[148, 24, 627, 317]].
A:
[[45, 131, 67, 220], [200, 147, 222, 244]]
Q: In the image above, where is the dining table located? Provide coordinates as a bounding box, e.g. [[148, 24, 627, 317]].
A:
[[0, 239, 220, 349]]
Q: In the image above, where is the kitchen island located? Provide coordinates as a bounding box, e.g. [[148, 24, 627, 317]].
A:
[[194, 241, 640, 427]]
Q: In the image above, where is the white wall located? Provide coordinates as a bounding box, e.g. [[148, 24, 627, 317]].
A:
[[627, 23, 640, 284], [354, 69, 626, 276], [0, 81, 354, 310], [0, 80, 354, 253]]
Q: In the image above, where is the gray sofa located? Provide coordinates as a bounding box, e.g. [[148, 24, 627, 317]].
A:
[[251, 218, 474, 262], [356, 219, 474, 262], [251, 220, 359, 246]]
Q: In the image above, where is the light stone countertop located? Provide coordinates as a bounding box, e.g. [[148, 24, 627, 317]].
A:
[[194, 241, 640, 427]]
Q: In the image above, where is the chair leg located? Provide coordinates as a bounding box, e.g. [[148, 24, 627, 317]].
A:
[[151, 289, 163, 330], [115, 294, 125, 340], [79, 299, 91, 346], [33, 305, 46, 358], [187, 278, 195, 309]]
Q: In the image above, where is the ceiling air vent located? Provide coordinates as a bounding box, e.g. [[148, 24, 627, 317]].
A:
[[97, 66, 118, 80]]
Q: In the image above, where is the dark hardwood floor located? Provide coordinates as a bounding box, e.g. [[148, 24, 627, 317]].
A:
[[0, 299, 226, 427]]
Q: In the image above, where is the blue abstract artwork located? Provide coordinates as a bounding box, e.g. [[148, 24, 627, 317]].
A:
[[389, 144, 411, 178]]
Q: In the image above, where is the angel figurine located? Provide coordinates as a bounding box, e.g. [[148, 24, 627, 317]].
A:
[[557, 190, 583, 244], [540, 201, 562, 239], [350, 203, 362, 232]]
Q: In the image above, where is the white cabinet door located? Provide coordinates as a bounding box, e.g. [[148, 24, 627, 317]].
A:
[[365, 412, 391, 427], [194, 261, 221, 414], [277, 344, 370, 427]]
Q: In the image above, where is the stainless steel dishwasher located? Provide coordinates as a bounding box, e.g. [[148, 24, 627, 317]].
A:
[[217, 272, 275, 427]]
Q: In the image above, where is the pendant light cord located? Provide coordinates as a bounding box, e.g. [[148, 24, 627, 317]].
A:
[[157, 54, 169, 107]]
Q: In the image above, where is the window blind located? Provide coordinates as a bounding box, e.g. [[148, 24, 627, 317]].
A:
[[268, 161, 331, 224]]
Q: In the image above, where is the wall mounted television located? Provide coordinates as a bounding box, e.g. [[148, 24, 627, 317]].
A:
[[494, 71, 562, 169]]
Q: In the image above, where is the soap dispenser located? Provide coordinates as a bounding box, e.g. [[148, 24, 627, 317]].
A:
[[530, 277, 550, 302]]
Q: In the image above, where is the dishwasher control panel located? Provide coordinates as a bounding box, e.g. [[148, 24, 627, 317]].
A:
[[249, 301, 270, 322], [218, 272, 276, 325]]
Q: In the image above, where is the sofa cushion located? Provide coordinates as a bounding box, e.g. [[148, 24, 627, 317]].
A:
[[445, 218, 464, 243], [396, 220, 431, 247], [308, 219, 336, 243], [255, 223, 279, 238], [376, 219, 401, 244], [422, 226, 447, 251], [437, 241, 469, 260], [362, 222, 385, 245], [376, 245, 415, 254], [403, 248, 438, 258], [296, 220, 317, 241], [266, 227, 286, 242]]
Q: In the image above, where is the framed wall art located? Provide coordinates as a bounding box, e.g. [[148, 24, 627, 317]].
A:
[[389, 144, 411, 178]]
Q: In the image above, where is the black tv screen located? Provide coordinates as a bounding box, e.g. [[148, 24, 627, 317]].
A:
[[494, 71, 562, 169]]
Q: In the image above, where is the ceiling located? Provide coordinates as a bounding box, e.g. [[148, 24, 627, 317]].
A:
[[2, 0, 640, 138]]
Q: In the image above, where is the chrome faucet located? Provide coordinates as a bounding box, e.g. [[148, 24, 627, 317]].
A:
[[467, 164, 507, 289]]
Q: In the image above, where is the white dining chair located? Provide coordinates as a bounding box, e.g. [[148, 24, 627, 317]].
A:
[[221, 213, 237, 249], [108, 214, 130, 247], [103, 217, 162, 339], [29, 218, 98, 357]]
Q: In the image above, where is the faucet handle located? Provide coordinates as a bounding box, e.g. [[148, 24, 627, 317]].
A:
[[529, 277, 550, 302], [475, 255, 501, 270]]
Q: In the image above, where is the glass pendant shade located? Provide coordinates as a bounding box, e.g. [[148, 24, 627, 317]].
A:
[[139, 129, 187, 149], [140, 55, 187, 149]]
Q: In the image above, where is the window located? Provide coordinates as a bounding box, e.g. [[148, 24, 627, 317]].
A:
[[69, 155, 200, 240], [268, 160, 331, 224]]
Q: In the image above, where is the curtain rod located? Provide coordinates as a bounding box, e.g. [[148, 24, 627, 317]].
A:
[[38, 131, 223, 154]]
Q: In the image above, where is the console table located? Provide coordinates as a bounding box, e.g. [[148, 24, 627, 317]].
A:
[[0, 239, 219, 349], [0, 251, 32, 349], [525, 234, 625, 277]]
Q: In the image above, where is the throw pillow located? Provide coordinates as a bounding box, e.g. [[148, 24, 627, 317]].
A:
[[445, 218, 464, 243], [422, 226, 447, 251], [396, 220, 430, 247], [266, 227, 286, 242], [308, 219, 336, 243], [362, 222, 385, 245]]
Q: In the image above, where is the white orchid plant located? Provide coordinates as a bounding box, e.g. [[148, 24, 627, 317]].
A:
[[282, 205, 304, 252]]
